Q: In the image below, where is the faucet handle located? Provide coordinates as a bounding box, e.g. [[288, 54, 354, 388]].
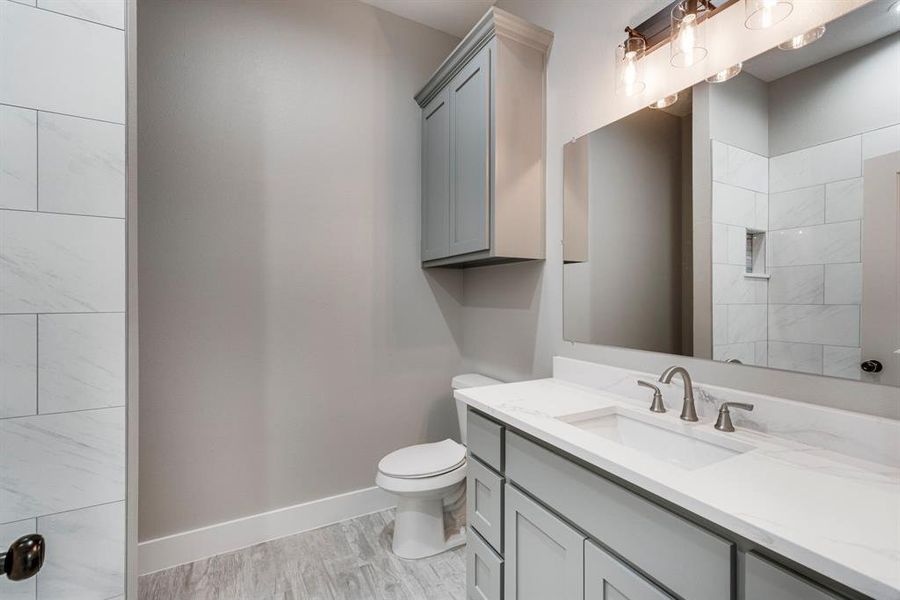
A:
[[637, 380, 666, 413], [714, 402, 754, 432]]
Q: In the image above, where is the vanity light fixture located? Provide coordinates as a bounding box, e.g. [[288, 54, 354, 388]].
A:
[[616, 29, 647, 96], [706, 62, 742, 83], [778, 25, 826, 50], [649, 93, 679, 109], [744, 0, 793, 30], [671, 0, 709, 68]]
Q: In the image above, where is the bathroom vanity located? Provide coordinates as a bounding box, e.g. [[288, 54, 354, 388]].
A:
[[458, 358, 900, 600]]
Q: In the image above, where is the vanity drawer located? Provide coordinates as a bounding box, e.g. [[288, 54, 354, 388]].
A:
[[467, 455, 504, 553], [467, 527, 503, 600], [505, 431, 733, 600], [468, 410, 503, 472], [744, 553, 842, 600]]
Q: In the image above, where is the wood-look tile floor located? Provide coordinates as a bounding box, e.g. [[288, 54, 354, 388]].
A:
[[138, 510, 466, 600]]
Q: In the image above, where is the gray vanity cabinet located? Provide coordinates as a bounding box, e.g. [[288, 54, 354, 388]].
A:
[[421, 88, 451, 261], [448, 43, 491, 257], [584, 541, 674, 600], [415, 8, 552, 268], [504, 484, 585, 600]]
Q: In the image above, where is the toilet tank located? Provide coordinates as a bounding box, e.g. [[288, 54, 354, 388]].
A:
[[452, 373, 502, 446]]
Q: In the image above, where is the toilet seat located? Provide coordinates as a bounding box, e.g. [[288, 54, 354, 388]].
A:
[[378, 439, 466, 479]]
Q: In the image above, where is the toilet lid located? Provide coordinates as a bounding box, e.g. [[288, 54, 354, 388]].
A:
[[378, 439, 466, 479]]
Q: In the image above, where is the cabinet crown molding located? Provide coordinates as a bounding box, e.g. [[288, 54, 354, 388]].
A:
[[414, 7, 553, 108]]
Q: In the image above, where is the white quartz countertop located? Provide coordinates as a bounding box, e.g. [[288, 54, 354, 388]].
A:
[[456, 378, 900, 600]]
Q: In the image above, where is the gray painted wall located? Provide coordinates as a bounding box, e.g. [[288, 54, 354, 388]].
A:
[[137, 0, 462, 540], [461, 0, 899, 416], [563, 109, 685, 353]]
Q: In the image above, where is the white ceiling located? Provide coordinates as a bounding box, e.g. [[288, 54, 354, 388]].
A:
[[358, 0, 496, 38]]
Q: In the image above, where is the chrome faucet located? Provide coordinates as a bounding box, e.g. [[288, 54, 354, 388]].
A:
[[658, 366, 698, 422]]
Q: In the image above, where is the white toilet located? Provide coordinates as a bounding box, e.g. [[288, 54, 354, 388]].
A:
[[376, 373, 501, 559]]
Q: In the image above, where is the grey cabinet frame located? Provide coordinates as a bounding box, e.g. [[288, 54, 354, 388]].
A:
[[504, 483, 584, 600]]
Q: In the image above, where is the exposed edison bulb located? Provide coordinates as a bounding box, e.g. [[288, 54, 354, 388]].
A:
[[745, 0, 793, 30], [758, 0, 778, 29], [678, 14, 697, 61], [616, 36, 646, 96], [671, 1, 707, 68]]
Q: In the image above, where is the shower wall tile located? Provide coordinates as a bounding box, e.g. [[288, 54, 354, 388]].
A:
[[823, 346, 862, 381], [768, 265, 824, 305], [726, 225, 745, 266], [713, 305, 727, 345], [768, 185, 824, 230], [754, 193, 768, 231], [0, 105, 37, 210], [712, 182, 756, 228], [862, 124, 900, 160], [712, 223, 727, 264], [824, 178, 863, 223], [824, 263, 862, 306], [38, 112, 126, 218], [768, 304, 859, 347], [36, 0, 125, 29], [0, 1, 125, 123], [754, 341, 768, 366], [711, 140, 727, 182], [770, 136, 861, 193], [768, 221, 860, 267], [713, 342, 756, 366], [715, 144, 768, 193], [727, 304, 767, 344], [38, 313, 125, 414], [0, 210, 125, 313], [37, 501, 125, 600], [768, 341, 823, 375], [0, 519, 36, 600], [0, 314, 37, 418], [713, 264, 767, 304], [0, 407, 125, 523]]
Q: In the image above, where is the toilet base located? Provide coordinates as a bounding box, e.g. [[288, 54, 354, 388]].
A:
[[391, 495, 466, 560]]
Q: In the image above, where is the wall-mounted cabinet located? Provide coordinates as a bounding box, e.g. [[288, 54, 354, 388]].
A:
[[415, 8, 552, 268]]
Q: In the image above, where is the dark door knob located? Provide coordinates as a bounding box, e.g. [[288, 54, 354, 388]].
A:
[[2, 534, 45, 581], [861, 360, 884, 373]]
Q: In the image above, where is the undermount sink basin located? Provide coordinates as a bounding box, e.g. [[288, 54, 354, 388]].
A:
[[559, 407, 754, 470]]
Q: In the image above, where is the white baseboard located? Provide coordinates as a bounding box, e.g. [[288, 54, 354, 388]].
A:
[[138, 486, 395, 575]]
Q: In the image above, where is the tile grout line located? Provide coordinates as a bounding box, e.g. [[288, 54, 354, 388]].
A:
[[0, 101, 125, 127], [2, 498, 127, 528], [0, 206, 127, 221], [0, 402, 126, 422]]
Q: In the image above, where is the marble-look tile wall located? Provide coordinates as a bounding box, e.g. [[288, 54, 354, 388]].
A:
[[711, 124, 900, 381], [711, 140, 769, 367], [768, 133, 871, 379], [0, 1, 126, 598]]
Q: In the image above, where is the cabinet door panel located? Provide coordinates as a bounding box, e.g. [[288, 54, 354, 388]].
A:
[[745, 553, 842, 600], [468, 528, 503, 600], [449, 42, 491, 256], [421, 89, 451, 261], [467, 455, 504, 553], [505, 484, 584, 600], [585, 540, 674, 600]]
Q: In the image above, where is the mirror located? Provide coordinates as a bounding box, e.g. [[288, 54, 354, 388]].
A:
[[563, 0, 900, 387]]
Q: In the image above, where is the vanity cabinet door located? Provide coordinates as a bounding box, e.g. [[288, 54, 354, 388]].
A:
[[467, 455, 504, 553], [505, 484, 584, 600], [744, 554, 843, 600], [448, 40, 492, 257], [421, 88, 451, 261], [585, 541, 674, 600]]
